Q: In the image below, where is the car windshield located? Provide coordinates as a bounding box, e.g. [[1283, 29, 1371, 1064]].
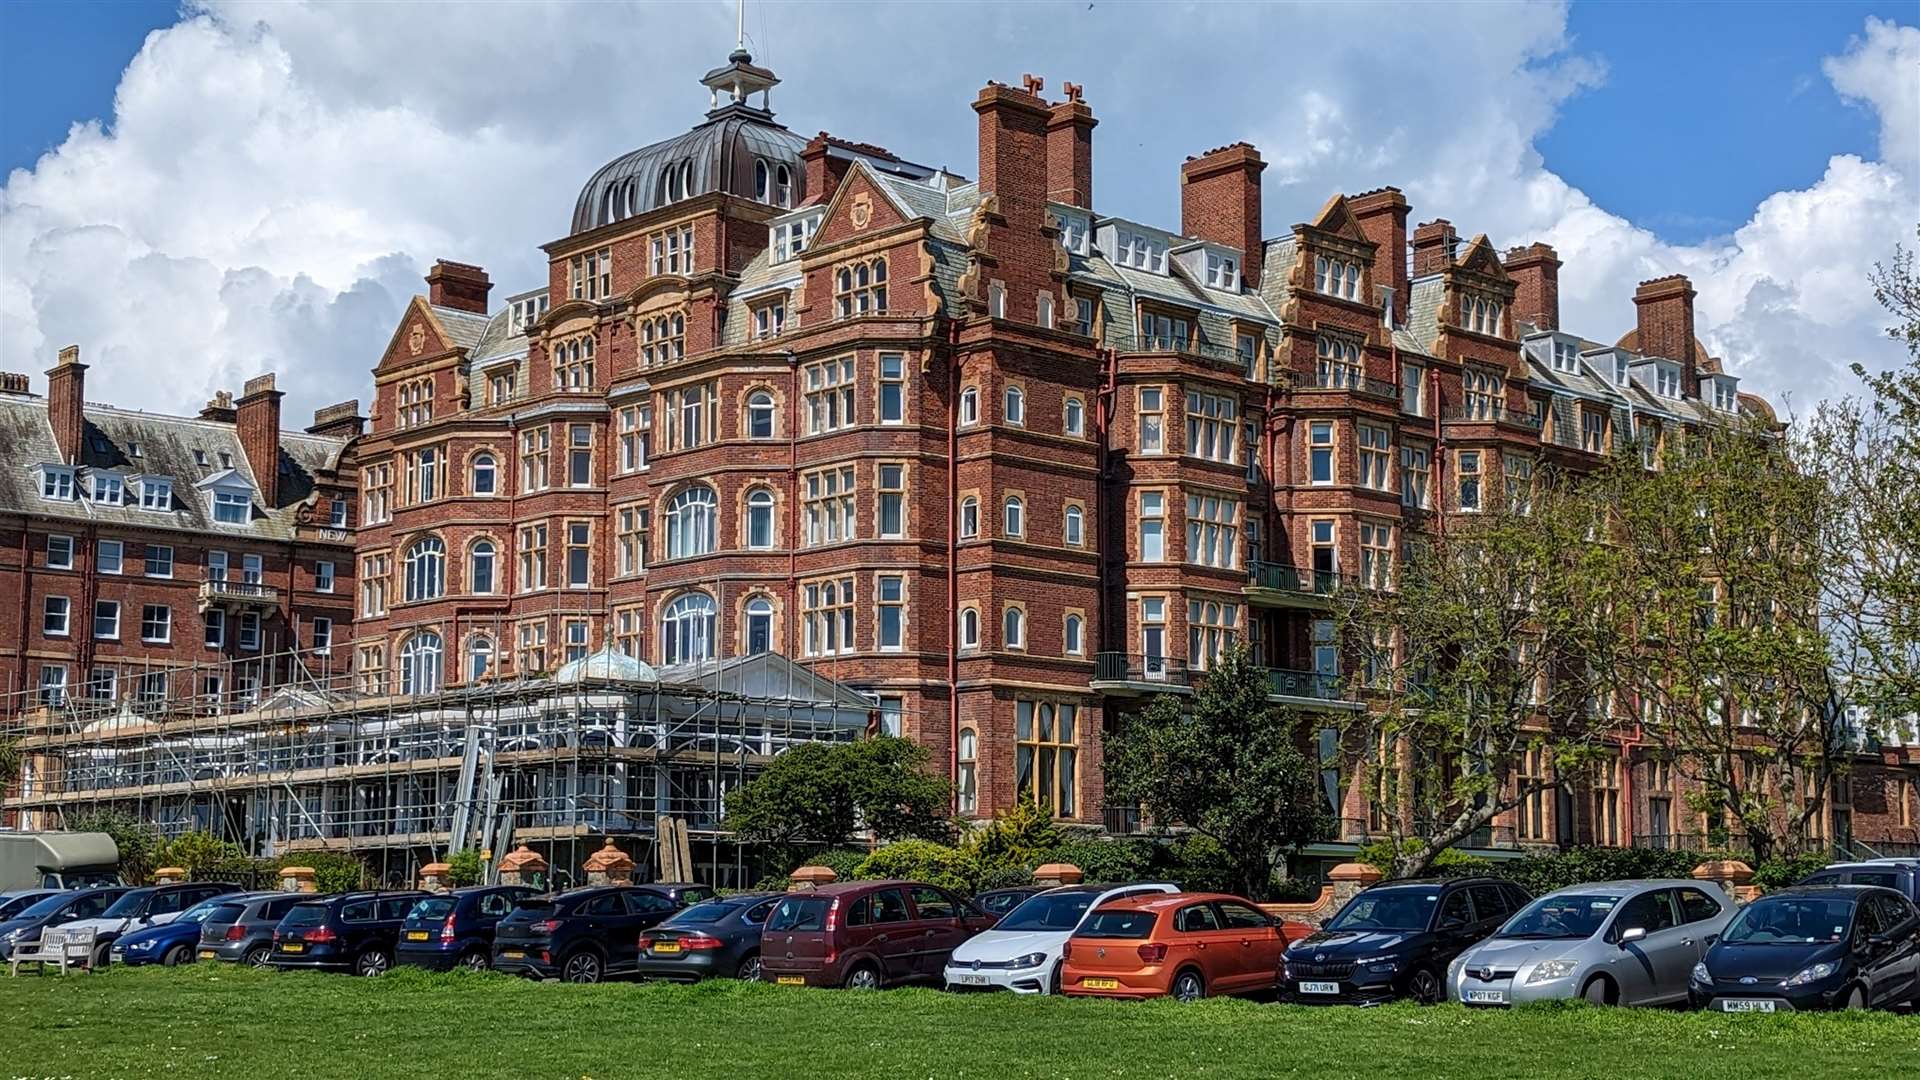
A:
[[1721, 897, 1854, 945], [1326, 888, 1438, 932], [667, 899, 744, 927], [205, 903, 245, 924], [411, 898, 456, 921], [1499, 893, 1621, 940], [765, 897, 829, 932], [280, 904, 327, 928], [997, 890, 1099, 932], [1076, 909, 1157, 939], [100, 889, 157, 919]]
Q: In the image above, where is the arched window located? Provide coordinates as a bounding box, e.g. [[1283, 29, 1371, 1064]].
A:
[[957, 728, 978, 814], [959, 496, 979, 539], [959, 607, 980, 650], [415, 447, 438, 502], [399, 631, 443, 696], [1064, 397, 1084, 436], [960, 387, 979, 426], [1064, 504, 1084, 547], [467, 635, 494, 681], [774, 164, 793, 207], [680, 160, 694, 198], [623, 178, 638, 218], [746, 596, 774, 654], [1065, 614, 1083, 655], [662, 592, 715, 664], [747, 488, 776, 549], [1004, 385, 1025, 426], [754, 159, 771, 202], [404, 537, 445, 602], [665, 486, 718, 559], [1037, 291, 1054, 329], [471, 453, 496, 496], [469, 540, 495, 595], [1003, 496, 1024, 537], [747, 391, 776, 439], [1004, 606, 1025, 649]]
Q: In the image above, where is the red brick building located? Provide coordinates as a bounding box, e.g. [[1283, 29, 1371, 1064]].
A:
[[344, 52, 1919, 854]]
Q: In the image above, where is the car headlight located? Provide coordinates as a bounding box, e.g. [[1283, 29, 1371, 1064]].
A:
[[1, 929, 18, 942], [1357, 956, 1400, 974], [130, 939, 155, 951], [1690, 962, 1710, 984], [1526, 959, 1578, 984], [1447, 955, 1467, 979], [1782, 962, 1836, 988], [1012, 952, 1048, 969]]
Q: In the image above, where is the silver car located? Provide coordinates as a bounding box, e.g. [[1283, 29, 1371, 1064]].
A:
[[1447, 879, 1736, 1007]]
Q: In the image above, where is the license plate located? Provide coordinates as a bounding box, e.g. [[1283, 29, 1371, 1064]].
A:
[[652, 942, 682, 954], [953, 973, 991, 986], [280, 943, 305, 953], [1464, 989, 1506, 1004], [776, 975, 806, 986], [1082, 977, 1120, 990], [1722, 999, 1777, 1013], [405, 931, 430, 941], [1301, 981, 1340, 994], [502, 950, 526, 960], [198, 950, 216, 961]]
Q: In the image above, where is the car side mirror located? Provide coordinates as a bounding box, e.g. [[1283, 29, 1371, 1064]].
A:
[[1618, 926, 1646, 947]]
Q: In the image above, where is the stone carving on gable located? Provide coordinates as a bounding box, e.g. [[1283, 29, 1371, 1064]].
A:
[[850, 192, 873, 230], [966, 196, 999, 252], [956, 261, 981, 301], [408, 323, 426, 356]]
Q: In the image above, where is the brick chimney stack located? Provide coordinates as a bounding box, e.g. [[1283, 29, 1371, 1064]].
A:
[[236, 373, 284, 508], [800, 132, 852, 205], [199, 390, 237, 424], [46, 345, 87, 465], [1505, 243, 1563, 333], [1180, 142, 1266, 288], [306, 400, 366, 440], [1046, 84, 1096, 210], [1633, 274, 1699, 394], [425, 260, 492, 314], [1411, 219, 1457, 277], [973, 77, 1055, 323], [1349, 187, 1410, 326]]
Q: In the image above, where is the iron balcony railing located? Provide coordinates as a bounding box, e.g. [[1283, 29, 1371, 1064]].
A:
[[1092, 651, 1192, 687], [1246, 561, 1344, 596], [198, 580, 280, 608], [1293, 368, 1399, 402], [1112, 333, 1251, 369], [1266, 668, 1344, 701], [1442, 404, 1545, 431]]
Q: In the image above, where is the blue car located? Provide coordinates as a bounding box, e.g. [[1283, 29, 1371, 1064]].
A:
[[112, 891, 274, 968], [395, 886, 539, 972]]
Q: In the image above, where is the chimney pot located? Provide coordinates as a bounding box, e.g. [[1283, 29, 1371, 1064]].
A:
[[425, 260, 492, 315], [1411, 219, 1458, 277]]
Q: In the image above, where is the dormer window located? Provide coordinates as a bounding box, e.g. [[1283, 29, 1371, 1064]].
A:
[[1140, 310, 1191, 351], [193, 449, 209, 466], [1205, 251, 1239, 290], [1712, 379, 1738, 412], [1054, 212, 1087, 255], [1655, 364, 1680, 398], [771, 214, 818, 262], [1459, 293, 1504, 336], [1551, 339, 1579, 374], [1114, 229, 1166, 272], [1613, 355, 1631, 386], [753, 300, 786, 340], [1315, 255, 1362, 300], [212, 490, 250, 524], [90, 473, 123, 506], [509, 294, 550, 334], [753, 159, 794, 208], [37, 465, 75, 501], [569, 247, 613, 300], [648, 226, 695, 276], [138, 477, 172, 512]]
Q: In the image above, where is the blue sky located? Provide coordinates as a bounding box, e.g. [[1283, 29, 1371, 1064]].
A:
[[1, 1, 1913, 420]]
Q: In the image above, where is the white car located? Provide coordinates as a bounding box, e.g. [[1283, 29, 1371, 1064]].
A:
[[57, 882, 238, 966], [945, 882, 1178, 994]]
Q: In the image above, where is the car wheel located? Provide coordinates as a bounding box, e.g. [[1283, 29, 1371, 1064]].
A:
[[1581, 975, 1614, 1006], [561, 951, 603, 984], [1172, 969, 1206, 1003], [844, 963, 882, 990], [354, 948, 391, 977], [1844, 985, 1867, 1010], [244, 945, 272, 967], [458, 950, 490, 973], [734, 953, 762, 982], [1049, 962, 1063, 996], [1407, 968, 1442, 1005], [162, 943, 193, 967], [91, 942, 113, 970]]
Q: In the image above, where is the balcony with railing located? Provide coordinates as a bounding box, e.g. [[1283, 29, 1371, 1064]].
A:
[[1112, 333, 1252, 371], [1266, 667, 1347, 705], [198, 579, 280, 611], [1245, 561, 1343, 607], [1090, 652, 1359, 711], [1442, 404, 1545, 432], [1292, 368, 1399, 402]]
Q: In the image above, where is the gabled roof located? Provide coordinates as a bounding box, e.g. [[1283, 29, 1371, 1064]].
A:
[[653, 651, 878, 714]]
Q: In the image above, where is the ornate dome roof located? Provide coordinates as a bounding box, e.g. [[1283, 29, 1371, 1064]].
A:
[[570, 50, 808, 235], [554, 647, 659, 685]]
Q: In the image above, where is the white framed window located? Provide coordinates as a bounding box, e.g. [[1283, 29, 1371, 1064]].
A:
[[833, 257, 887, 317], [90, 473, 123, 505], [1064, 395, 1085, 436], [1400, 443, 1431, 509], [1464, 368, 1503, 420], [97, 540, 122, 575], [238, 610, 261, 651], [877, 464, 906, 538], [1003, 495, 1025, 538], [1036, 291, 1055, 329], [753, 300, 786, 340], [1139, 491, 1165, 562], [43, 596, 70, 637], [1358, 424, 1392, 491], [1309, 421, 1335, 484], [470, 540, 497, 594], [1141, 596, 1167, 671], [988, 282, 1007, 319], [662, 593, 716, 664], [309, 616, 333, 657], [204, 607, 224, 648], [47, 533, 74, 570], [802, 577, 856, 657], [1185, 391, 1238, 464], [400, 631, 443, 695], [747, 488, 777, 549], [566, 521, 591, 588], [212, 489, 250, 524], [93, 600, 119, 640], [959, 606, 981, 650], [1400, 364, 1425, 417], [1205, 251, 1239, 289], [879, 355, 905, 423], [1003, 605, 1026, 650], [805, 357, 857, 434], [877, 574, 905, 651], [1185, 494, 1240, 569], [1314, 254, 1362, 300], [404, 537, 446, 602], [1551, 339, 1579, 373], [1188, 599, 1240, 671], [959, 496, 980, 540], [745, 598, 774, 655], [1138, 387, 1164, 453], [144, 544, 173, 578], [666, 486, 718, 559], [140, 604, 171, 643], [315, 560, 335, 593], [1360, 521, 1394, 590], [616, 508, 644, 577], [37, 665, 67, 707], [1457, 450, 1483, 512], [1064, 613, 1084, 656], [1003, 384, 1025, 426], [1315, 335, 1363, 389], [959, 386, 980, 426], [568, 424, 593, 487], [1064, 504, 1084, 547], [617, 405, 651, 471], [803, 466, 856, 547]]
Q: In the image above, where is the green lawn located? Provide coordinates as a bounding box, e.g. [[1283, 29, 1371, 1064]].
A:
[[2, 966, 1915, 1079]]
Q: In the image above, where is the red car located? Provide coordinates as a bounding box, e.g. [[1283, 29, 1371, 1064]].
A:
[[760, 880, 997, 989], [1061, 892, 1312, 1001]]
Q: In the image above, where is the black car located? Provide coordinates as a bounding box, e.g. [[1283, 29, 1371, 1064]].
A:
[[973, 886, 1045, 921], [0, 886, 132, 962], [269, 890, 430, 976], [1281, 877, 1532, 1004], [634, 892, 782, 983], [394, 886, 539, 972], [1690, 885, 1920, 1012], [492, 885, 686, 983], [1797, 860, 1920, 906]]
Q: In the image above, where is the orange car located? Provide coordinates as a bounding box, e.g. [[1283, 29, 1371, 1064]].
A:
[[1060, 892, 1312, 1001]]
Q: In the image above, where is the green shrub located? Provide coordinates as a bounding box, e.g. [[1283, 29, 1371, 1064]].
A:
[[152, 832, 255, 884], [1506, 846, 1706, 897], [1752, 851, 1832, 891], [1043, 838, 1159, 886], [1356, 839, 1493, 880], [962, 797, 1061, 877], [446, 850, 483, 888], [854, 840, 981, 894], [269, 851, 369, 894], [63, 807, 163, 884]]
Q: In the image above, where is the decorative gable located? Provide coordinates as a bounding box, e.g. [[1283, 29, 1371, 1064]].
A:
[[1452, 234, 1512, 283], [375, 296, 457, 374], [810, 163, 914, 251], [1305, 194, 1370, 245]]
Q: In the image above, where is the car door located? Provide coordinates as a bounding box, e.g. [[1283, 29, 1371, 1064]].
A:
[[619, 891, 677, 971], [1870, 894, 1920, 1005], [1215, 901, 1283, 989], [476, 891, 514, 938], [866, 888, 917, 984], [1432, 888, 1478, 966], [1467, 886, 1513, 948], [1612, 890, 1689, 1003], [142, 888, 193, 928], [1171, 903, 1235, 991], [906, 886, 968, 979], [378, 897, 417, 948], [1673, 886, 1727, 965]]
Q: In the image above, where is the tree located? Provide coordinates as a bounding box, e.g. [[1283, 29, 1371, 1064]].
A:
[[1333, 474, 1622, 878], [1591, 417, 1837, 861], [62, 807, 163, 884], [726, 736, 954, 857], [446, 849, 484, 887], [1103, 644, 1331, 899]]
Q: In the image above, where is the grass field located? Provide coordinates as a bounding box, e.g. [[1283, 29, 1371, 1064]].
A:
[[3, 966, 1916, 1079]]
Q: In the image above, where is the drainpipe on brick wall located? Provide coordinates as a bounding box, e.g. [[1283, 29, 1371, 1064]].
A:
[[1095, 345, 1117, 652], [78, 524, 99, 685], [785, 350, 799, 663], [1430, 366, 1445, 537], [946, 320, 962, 807], [13, 523, 29, 709]]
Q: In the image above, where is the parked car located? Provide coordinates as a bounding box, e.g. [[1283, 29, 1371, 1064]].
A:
[[60, 881, 242, 968], [0, 886, 131, 962], [198, 891, 317, 966], [1061, 891, 1311, 1002], [945, 882, 1179, 994], [761, 880, 998, 990], [112, 892, 271, 967], [394, 885, 538, 972], [1283, 877, 1531, 1005], [269, 891, 430, 976], [650, 882, 721, 907], [1797, 860, 1920, 906], [972, 886, 1046, 921], [634, 891, 784, 982], [492, 885, 685, 983], [0, 890, 62, 922], [1689, 884, 1920, 1012], [1448, 879, 1735, 1007]]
